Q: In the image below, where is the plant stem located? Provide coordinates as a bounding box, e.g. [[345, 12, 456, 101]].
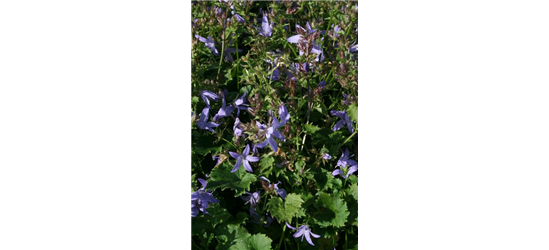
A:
[[216, 20, 226, 83], [276, 224, 287, 250], [345, 230, 348, 250], [341, 130, 357, 145]]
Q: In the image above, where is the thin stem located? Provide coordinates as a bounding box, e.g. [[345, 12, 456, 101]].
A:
[[276, 224, 287, 250], [220, 137, 237, 150], [341, 130, 357, 145], [216, 20, 226, 83]]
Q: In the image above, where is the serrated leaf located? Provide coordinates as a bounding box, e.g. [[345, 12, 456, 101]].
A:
[[209, 204, 231, 228], [207, 162, 257, 197], [259, 155, 275, 176], [347, 104, 358, 124], [215, 224, 251, 250], [303, 124, 321, 134], [315, 193, 350, 228], [248, 234, 273, 250], [267, 193, 304, 222], [314, 169, 342, 192], [348, 183, 358, 201]]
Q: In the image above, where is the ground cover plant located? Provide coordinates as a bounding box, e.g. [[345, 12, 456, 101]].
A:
[[191, 1, 358, 249]]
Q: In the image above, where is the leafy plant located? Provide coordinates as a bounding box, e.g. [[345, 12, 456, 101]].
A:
[[192, 1, 358, 249]]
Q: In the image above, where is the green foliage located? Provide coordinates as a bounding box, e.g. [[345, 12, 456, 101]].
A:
[[191, 1, 358, 249], [315, 192, 350, 228], [207, 162, 257, 197], [268, 193, 304, 223]]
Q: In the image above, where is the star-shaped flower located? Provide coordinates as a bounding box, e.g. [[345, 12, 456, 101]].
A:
[[229, 144, 260, 173], [332, 148, 358, 179], [191, 178, 220, 217], [196, 106, 220, 133], [195, 35, 219, 56], [330, 110, 354, 133], [285, 223, 321, 246]]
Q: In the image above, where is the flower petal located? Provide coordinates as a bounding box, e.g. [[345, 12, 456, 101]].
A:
[[243, 144, 250, 156], [333, 119, 345, 131], [231, 157, 243, 173], [246, 155, 260, 162], [332, 169, 343, 176], [287, 34, 303, 43], [285, 222, 296, 230], [197, 178, 207, 190], [293, 229, 305, 238], [243, 160, 253, 173], [267, 137, 278, 152], [347, 165, 358, 178], [304, 232, 315, 246], [229, 151, 240, 159], [310, 231, 321, 238]]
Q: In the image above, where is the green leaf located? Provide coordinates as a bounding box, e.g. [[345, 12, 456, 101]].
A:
[[191, 96, 199, 104], [347, 104, 358, 124], [207, 162, 257, 197], [314, 169, 342, 192], [303, 123, 321, 134], [259, 155, 275, 176], [315, 192, 350, 228], [215, 224, 251, 250], [267, 193, 304, 222], [192, 133, 224, 156], [248, 234, 273, 250], [208, 204, 231, 228], [348, 183, 358, 201]]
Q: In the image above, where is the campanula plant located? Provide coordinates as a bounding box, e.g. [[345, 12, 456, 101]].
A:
[[192, 1, 358, 249]]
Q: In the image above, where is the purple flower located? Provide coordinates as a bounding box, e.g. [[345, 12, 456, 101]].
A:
[[234, 91, 250, 116], [233, 118, 244, 137], [257, 10, 273, 37], [229, 144, 260, 173], [332, 24, 342, 37], [196, 106, 220, 133], [200, 90, 219, 107], [259, 176, 287, 199], [191, 178, 220, 217], [273, 182, 287, 199], [286, 34, 303, 44], [330, 110, 354, 133], [257, 116, 285, 152], [242, 190, 260, 207], [278, 105, 290, 126], [311, 41, 324, 62], [286, 22, 315, 43], [318, 80, 326, 88], [342, 93, 350, 106], [266, 54, 281, 81], [332, 148, 358, 179], [233, 12, 245, 23], [350, 43, 358, 53], [336, 148, 358, 168], [285, 223, 321, 246], [213, 90, 235, 121], [195, 35, 219, 56], [322, 153, 332, 160]]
